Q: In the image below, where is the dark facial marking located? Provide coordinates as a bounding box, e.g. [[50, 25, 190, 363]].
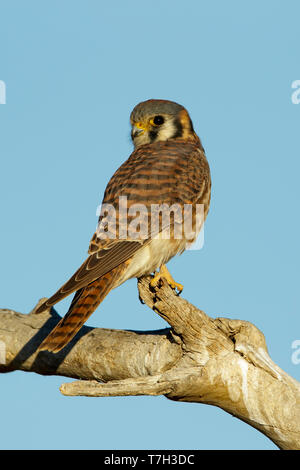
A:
[[172, 117, 183, 139], [149, 130, 158, 142]]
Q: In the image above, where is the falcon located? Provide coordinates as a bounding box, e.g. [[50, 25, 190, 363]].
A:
[[36, 99, 211, 352]]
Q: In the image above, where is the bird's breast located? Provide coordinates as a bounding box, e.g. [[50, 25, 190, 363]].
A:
[[116, 235, 187, 286]]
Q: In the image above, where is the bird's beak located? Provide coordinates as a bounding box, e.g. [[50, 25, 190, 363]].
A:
[[131, 122, 146, 139]]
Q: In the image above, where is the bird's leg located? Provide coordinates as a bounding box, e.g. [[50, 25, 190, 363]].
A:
[[150, 264, 183, 293]]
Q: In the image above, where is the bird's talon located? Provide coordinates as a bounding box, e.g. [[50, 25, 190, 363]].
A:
[[149, 265, 183, 294], [173, 282, 184, 294], [150, 274, 162, 290]]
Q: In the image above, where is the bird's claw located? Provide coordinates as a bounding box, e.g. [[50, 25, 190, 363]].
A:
[[150, 265, 183, 294]]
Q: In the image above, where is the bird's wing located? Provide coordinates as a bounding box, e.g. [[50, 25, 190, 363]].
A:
[[35, 240, 145, 312], [36, 139, 210, 313]]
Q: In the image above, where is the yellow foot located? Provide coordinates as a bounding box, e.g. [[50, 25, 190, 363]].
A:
[[150, 264, 183, 293]]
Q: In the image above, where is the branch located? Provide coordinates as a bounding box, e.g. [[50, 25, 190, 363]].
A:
[[1, 277, 299, 450]]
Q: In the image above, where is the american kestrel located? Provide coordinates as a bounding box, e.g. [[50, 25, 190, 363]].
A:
[[37, 99, 211, 353]]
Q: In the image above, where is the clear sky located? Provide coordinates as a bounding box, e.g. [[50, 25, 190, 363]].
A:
[[1, 0, 299, 450]]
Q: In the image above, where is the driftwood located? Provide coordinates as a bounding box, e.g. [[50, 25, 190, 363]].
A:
[[0, 275, 299, 450]]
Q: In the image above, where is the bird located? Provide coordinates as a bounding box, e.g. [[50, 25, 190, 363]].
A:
[[36, 99, 211, 353]]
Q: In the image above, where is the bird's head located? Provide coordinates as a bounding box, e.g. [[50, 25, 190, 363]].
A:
[[130, 99, 198, 148]]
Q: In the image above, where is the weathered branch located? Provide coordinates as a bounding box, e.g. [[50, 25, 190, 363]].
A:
[[1, 276, 299, 450]]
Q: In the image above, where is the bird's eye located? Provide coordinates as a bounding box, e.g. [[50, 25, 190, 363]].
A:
[[151, 115, 165, 126]]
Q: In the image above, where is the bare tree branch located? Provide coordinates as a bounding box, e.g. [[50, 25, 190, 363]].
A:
[[1, 276, 299, 450]]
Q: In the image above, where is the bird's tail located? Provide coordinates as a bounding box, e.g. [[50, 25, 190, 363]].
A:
[[38, 262, 128, 353]]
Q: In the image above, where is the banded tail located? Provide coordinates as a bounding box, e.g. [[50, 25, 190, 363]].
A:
[[38, 262, 128, 353]]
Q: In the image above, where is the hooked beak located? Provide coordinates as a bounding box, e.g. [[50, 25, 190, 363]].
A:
[[131, 123, 146, 139]]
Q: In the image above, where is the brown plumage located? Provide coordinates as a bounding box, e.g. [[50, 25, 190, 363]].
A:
[[37, 99, 211, 353], [39, 261, 130, 353]]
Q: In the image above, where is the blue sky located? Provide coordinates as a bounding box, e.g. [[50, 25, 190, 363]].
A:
[[0, 0, 299, 450]]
